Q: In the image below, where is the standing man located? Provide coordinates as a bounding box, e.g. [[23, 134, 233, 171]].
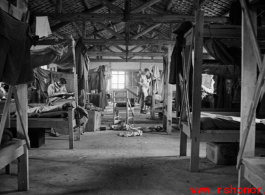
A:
[[138, 68, 151, 114]]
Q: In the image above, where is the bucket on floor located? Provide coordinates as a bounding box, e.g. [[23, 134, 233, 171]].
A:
[[206, 142, 239, 165]]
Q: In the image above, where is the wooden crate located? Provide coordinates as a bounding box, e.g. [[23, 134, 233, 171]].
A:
[[85, 111, 101, 132]]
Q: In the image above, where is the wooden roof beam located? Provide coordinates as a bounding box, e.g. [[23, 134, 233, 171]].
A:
[[87, 52, 165, 57], [137, 0, 171, 14], [87, 22, 122, 37], [90, 59, 163, 63], [50, 0, 119, 31], [83, 0, 91, 9], [99, 0, 124, 13], [166, 0, 174, 11], [49, 0, 82, 37], [56, 0, 62, 13], [130, 23, 161, 39], [36, 39, 175, 45], [95, 22, 124, 39], [131, 0, 161, 13], [141, 23, 169, 39], [37, 13, 228, 23]]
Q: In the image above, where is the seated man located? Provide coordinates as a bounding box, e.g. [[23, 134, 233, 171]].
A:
[[47, 78, 68, 103], [47, 78, 67, 136]]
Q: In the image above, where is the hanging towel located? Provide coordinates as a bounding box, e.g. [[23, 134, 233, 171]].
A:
[[152, 65, 160, 81], [36, 16, 52, 38]]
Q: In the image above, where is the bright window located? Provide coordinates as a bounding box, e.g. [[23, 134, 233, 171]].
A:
[[111, 71, 125, 89]]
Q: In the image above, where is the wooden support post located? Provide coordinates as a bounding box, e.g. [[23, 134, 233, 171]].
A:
[[166, 45, 173, 134], [56, 0, 62, 13], [162, 57, 168, 130], [18, 144, 29, 191], [68, 108, 74, 149], [16, 85, 28, 141], [240, 5, 257, 159], [238, 6, 257, 189], [126, 90, 128, 124], [0, 88, 13, 144], [71, 37, 81, 142], [190, 10, 204, 172], [16, 1, 29, 190], [151, 75, 155, 119]]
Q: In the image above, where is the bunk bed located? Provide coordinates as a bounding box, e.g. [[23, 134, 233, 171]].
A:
[[2, 38, 89, 149], [237, 0, 265, 193], [0, 101, 77, 149], [0, 1, 29, 191], [177, 11, 265, 172]]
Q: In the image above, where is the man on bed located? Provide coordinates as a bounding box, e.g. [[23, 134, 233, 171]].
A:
[[47, 78, 69, 137], [47, 78, 73, 104]]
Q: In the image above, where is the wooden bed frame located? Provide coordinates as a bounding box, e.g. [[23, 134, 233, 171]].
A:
[[178, 7, 265, 174], [0, 1, 29, 191], [0, 101, 80, 149], [0, 139, 28, 190], [236, 1, 265, 194], [9, 108, 78, 149]]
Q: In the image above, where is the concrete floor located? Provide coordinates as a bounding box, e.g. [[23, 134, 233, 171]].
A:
[[0, 108, 261, 195]]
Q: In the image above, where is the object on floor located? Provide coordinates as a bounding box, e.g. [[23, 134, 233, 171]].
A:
[[111, 122, 131, 131], [28, 128, 45, 148], [148, 126, 165, 132], [206, 142, 239, 165], [36, 16, 52, 38], [118, 129, 143, 137], [85, 110, 101, 132]]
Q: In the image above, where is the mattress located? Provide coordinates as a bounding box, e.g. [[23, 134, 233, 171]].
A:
[[200, 112, 265, 130]]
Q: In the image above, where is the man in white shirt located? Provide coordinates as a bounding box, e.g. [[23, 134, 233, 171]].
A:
[[47, 78, 67, 103], [138, 68, 151, 114], [47, 78, 67, 137]]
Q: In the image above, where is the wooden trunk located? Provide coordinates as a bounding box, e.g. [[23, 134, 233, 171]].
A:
[[85, 111, 101, 132]]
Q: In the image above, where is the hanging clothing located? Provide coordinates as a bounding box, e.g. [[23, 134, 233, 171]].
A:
[[169, 21, 192, 85], [87, 66, 108, 109], [36, 16, 52, 38], [151, 65, 161, 94], [31, 44, 66, 68], [0, 8, 34, 85]]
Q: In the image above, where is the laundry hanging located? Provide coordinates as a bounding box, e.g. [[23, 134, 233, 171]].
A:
[[36, 16, 52, 38], [0, 8, 34, 85]]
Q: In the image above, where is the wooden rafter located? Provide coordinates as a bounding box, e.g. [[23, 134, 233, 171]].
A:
[[166, 0, 174, 11], [50, 0, 119, 31], [125, 0, 130, 60], [95, 22, 124, 39], [87, 52, 165, 57], [99, 0, 124, 13], [36, 39, 175, 45], [83, 0, 91, 9], [130, 23, 161, 39], [140, 23, 169, 39], [37, 13, 228, 24], [90, 59, 163, 63], [131, 0, 161, 13], [137, 0, 172, 14], [56, 0, 62, 13], [87, 22, 121, 37], [49, 0, 82, 37]]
